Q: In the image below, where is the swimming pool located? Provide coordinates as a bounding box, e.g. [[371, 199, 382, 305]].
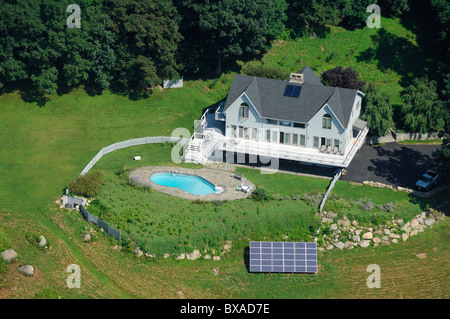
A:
[[150, 172, 218, 195]]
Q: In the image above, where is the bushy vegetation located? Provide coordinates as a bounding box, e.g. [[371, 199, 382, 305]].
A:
[[88, 176, 321, 256], [241, 62, 290, 80], [250, 187, 272, 202], [68, 171, 104, 198]]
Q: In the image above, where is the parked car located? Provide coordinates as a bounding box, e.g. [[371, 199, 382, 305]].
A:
[[415, 171, 439, 191]]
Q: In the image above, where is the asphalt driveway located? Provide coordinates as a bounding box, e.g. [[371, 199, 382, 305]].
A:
[[341, 142, 441, 188]]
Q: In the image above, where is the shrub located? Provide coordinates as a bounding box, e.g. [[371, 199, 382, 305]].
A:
[[68, 171, 104, 198], [242, 62, 290, 80], [0, 260, 8, 274], [25, 232, 49, 250], [250, 187, 271, 202]]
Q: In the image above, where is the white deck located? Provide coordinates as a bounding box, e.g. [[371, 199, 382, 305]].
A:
[[184, 125, 368, 168]]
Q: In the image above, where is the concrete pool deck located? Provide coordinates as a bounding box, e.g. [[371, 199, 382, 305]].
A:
[[128, 166, 255, 201]]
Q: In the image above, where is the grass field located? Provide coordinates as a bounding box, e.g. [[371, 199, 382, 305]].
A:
[[0, 16, 448, 299], [248, 17, 436, 106]]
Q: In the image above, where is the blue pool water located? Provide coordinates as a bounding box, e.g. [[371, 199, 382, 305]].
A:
[[150, 172, 216, 195]]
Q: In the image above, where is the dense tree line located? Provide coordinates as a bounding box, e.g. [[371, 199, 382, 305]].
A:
[[0, 0, 182, 95]]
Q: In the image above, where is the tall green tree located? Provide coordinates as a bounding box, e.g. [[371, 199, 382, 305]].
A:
[[285, 0, 350, 35], [360, 85, 393, 136], [321, 66, 366, 91], [401, 77, 446, 133], [105, 0, 182, 91], [176, 0, 287, 75]]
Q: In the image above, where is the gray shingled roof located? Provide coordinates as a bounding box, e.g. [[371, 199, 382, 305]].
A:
[[223, 66, 359, 129]]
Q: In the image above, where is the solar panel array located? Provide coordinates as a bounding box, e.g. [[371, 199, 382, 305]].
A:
[[249, 241, 317, 273], [284, 84, 301, 98]]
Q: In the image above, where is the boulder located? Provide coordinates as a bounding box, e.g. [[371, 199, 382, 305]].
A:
[[330, 223, 338, 231], [358, 240, 371, 248], [134, 248, 144, 257], [333, 241, 345, 250], [416, 253, 427, 259], [410, 219, 420, 229], [1, 249, 17, 263], [392, 238, 398, 244], [213, 256, 220, 261], [344, 241, 355, 249], [203, 254, 211, 260], [19, 264, 34, 277], [381, 240, 390, 246], [410, 229, 418, 237], [362, 232, 373, 240], [83, 233, 91, 243], [326, 244, 334, 251], [424, 218, 435, 227], [186, 249, 201, 260], [338, 219, 351, 228], [38, 236, 47, 247], [212, 268, 219, 276], [401, 234, 409, 241], [327, 211, 338, 219], [352, 235, 361, 243], [372, 237, 381, 244], [321, 217, 333, 224], [389, 233, 400, 239], [176, 253, 186, 260]]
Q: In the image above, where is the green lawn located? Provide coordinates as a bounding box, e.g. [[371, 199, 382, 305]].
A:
[[0, 16, 447, 299]]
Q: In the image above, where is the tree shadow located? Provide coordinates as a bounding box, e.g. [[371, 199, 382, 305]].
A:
[[243, 246, 250, 272], [356, 29, 436, 88], [367, 144, 437, 188]]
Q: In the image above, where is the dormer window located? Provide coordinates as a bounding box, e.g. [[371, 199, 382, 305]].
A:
[[322, 114, 332, 129], [240, 103, 249, 119]]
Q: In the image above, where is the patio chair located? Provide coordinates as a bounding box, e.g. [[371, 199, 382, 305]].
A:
[[333, 147, 339, 154], [326, 146, 332, 154], [320, 145, 326, 153]]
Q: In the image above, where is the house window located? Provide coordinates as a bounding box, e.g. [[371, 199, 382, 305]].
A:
[[271, 130, 278, 143], [322, 114, 332, 130], [252, 128, 258, 141], [265, 119, 277, 125], [284, 133, 290, 145], [294, 122, 305, 129], [239, 126, 244, 138], [280, 121, 292, 127], [334, 139, 340, 149], [231, 125, 237, 138], [300, 134, 306, 147], [244, 127, 249, 140], [313, 136, 319, 148], [240, 103, 249, 119], [326, 138, 332, 147], [292, 134, 298, 146], [265, 129, 271, 142]]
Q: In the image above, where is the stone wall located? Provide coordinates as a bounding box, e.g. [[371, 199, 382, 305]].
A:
[[365, 131, 442, 145]]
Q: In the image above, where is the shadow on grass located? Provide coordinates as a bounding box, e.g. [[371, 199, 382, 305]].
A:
[[356, 29, 436, 88]]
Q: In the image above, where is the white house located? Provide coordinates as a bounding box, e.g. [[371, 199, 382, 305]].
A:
[[184, 66, 368, 168]]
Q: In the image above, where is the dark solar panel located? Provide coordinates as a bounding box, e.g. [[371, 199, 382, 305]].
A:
[[283, 84, 301, 98], [249, 241, 317, 273]]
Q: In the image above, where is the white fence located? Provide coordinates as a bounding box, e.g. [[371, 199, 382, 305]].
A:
[[79, 136, 190, 176], [319, 168, 343, 213]]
